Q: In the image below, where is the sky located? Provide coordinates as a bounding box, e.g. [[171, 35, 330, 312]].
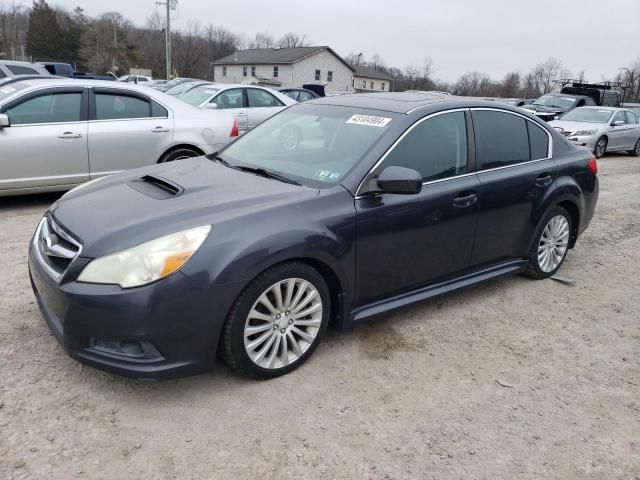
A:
[[46, 0, 640, 82]]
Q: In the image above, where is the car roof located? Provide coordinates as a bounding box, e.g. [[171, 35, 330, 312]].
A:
[[309, 92, 498, 114], [574, 106, 623, 112]]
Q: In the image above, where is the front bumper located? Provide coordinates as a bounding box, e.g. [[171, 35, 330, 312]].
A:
[[566, 134, 597, 151], [28, 241, 244, 381]]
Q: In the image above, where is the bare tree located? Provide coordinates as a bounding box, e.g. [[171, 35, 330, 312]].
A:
[[531, 57, 564, 94], [276, 32, 309, 48], [500, 71, 521, 97], [246, 31, 275, 49]]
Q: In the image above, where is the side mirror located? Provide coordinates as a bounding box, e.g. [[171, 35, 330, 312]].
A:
[[612, 120, 625, 127], [0, 113, 10, 128], [205, 102, 218, 110], [377, 166, 422, 195]]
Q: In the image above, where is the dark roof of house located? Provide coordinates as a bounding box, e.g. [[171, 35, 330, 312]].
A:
[[353, 65, 393, 81], [212, 46, 354, 71]]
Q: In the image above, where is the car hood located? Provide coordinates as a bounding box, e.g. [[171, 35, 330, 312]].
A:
[[521, 104, 569, 114], [50, 158, 319, 257], [547, 120, 604, 133]]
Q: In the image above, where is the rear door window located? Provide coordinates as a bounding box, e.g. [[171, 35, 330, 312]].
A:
[[378, 111, 468, 182], [213, 88, 245, 109], [5, 92, 82, 125], [247, 88, 284, 108], [527, 122, 549, 160], [473, 110, 530, 170], [95, 93, 151, 120]]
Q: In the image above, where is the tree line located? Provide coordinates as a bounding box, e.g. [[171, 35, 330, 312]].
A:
[[1, 0, 639, 102]]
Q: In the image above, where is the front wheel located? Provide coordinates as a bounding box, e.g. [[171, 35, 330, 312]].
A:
[[594, 136, 607, 159], [220, 262, 330, 379], [158, 147, 201, 163], [525, 206, 572, 279], [627, 138, 640, 157]]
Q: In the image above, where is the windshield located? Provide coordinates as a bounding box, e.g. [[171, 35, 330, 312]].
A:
[[560, 108, 613, 123], [180, 86, 220, 106], [0, 82, 30, 103], [534, 95, 577, 109], [166, 82, 202, 96], [216, 104, 396, 188]]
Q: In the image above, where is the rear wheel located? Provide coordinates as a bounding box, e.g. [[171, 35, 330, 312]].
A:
[[158, 147, 202, 163], [525, 206, 572, 279], [627, 138, 640, 157], [594, 136, 607, 159], [220, 262, 330, 379]]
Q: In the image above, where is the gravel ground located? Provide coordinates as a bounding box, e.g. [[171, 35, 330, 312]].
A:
[[0, 154, 638, 480]]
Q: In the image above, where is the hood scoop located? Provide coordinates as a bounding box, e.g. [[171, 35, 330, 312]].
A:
[[127, 174, 184, 200]]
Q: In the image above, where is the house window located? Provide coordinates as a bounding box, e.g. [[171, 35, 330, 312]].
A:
[[273, 66, 279, 78], [243, 66, 247, 77], [352, 78, 355, 87], [251, 66, 256, 77], [362, 80, 366, 89], [222, 66, 227, 77], [315, 69, 321, 81], [327, 71, 333, 82], [370, 81, 374, 89], [381, 82, 385, 91]]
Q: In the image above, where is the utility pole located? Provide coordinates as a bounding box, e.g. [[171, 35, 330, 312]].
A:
[[157, 0, 177, 79]]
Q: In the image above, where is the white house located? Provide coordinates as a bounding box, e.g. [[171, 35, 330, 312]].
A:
[[353, 65, 394, 93], [211, 46, 355, 94]]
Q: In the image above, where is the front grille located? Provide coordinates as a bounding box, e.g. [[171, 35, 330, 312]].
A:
[[36, 215, 82, 278]]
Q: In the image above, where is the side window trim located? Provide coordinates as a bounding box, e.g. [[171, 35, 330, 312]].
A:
[[470, 107, 553, 172], [0, 87, 87, 126], [355, 108, 472, 197]]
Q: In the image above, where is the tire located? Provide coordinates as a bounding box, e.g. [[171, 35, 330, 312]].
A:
[[593, 136, 607, 159], [220, 262, 330, 379], [525, 206, 572, 280], [158, 147, 202, 163], [627, 138, 640, 157]]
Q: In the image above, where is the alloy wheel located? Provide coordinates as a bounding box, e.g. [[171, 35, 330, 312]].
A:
[[595, 138, 607, 158], [537, 215, 570, 273], [243, 278, 322, 369]]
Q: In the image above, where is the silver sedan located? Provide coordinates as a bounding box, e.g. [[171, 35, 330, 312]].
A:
[[0, 78, 236, 196], [178, 84, 296, 134], [549, 107, 640, 158]]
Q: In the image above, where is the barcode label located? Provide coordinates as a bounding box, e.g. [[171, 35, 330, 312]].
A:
[[346, 114, 392, 127]]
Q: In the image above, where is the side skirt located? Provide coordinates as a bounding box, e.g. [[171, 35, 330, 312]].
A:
[[350, 259, 528, 324]]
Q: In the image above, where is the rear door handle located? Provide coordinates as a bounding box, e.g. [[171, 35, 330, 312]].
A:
[[535, 173, 553, 188], [453, 192, 478, 208], [58, 132, 82, 139], [151, 126, 170, 133], [235, 112, 248, 117]]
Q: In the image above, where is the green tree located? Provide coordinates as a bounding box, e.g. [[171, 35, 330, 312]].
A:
[[26, 0, 63, 60]]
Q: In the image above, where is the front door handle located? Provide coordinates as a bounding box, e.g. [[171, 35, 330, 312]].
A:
[[235, 112, 248, 117], [535, 173, 553, 188], [58, 132, 82, 139], [151, 126, 170, 133], [453, 192, 478, 208]]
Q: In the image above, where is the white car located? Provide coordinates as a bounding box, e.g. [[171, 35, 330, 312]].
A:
[[179, 84, 296, 133], [0, 77, 236, 196]]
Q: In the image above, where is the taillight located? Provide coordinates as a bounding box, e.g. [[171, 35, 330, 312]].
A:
[[587, 155, 598, 175], [230, 119, 239, 138]]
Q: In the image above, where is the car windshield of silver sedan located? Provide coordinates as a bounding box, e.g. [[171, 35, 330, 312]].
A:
[[534, 94, 577, 108], [0, 82, 29, 102], [215, 104, 396, 187], [560, 108, 613, 123], [180, 86, 220, 106]]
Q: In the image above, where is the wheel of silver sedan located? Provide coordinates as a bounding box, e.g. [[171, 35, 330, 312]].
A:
[[537, 215, 570, 273], [594, 137, 607, 158], [243, 278, 322, 370]]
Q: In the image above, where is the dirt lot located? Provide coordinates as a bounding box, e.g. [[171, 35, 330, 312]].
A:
[[0, 154, 638, 480]]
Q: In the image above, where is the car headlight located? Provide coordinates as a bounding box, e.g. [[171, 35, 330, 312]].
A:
[[78, 225, 212, 288], [571, 129, 598, 136]]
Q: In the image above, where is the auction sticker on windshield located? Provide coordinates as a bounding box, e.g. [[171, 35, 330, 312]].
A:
[[347, 114, 392, 127]]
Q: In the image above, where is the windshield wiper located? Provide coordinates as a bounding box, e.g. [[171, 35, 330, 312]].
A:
[[208, 154, 301, 186], [233, 166, 302, 186]]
